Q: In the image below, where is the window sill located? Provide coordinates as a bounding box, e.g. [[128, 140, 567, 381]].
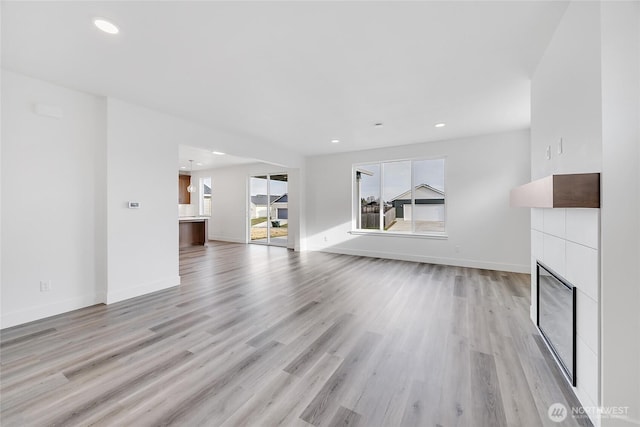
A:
[[349, 230, 448, 240]]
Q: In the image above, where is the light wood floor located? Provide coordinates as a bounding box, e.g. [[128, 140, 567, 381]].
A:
[[1, 242, 590, 427]]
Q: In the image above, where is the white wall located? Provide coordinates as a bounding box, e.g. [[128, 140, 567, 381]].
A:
[[1, 71, 107, 328], [105, 99, 181, 303], [600, 2, 640, 425], [191, 164, 301, 250], [1, 71, 302, 325], [531, 2, 640, 425], [531, 4, 604, 424], [531, 1, 603, 181], [104, 100, 305, 302], [305, 129, 531, 273]]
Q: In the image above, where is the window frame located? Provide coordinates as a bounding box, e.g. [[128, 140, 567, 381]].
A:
[[351, 156, 447, 239], [199, 176, 212, 217]]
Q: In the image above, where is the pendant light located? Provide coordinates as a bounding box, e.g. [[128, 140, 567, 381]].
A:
[[186, 160, 197, 193]]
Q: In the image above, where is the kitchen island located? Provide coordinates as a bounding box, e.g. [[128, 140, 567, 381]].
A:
[[179, 217, 209, 248]]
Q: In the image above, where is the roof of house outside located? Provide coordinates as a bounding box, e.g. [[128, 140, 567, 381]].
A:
[[390, 184, 445, 201], [273, 194, 288, 204], [251, 194, 287, 205]]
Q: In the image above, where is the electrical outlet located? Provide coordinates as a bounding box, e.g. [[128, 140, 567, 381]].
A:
[[455, 246, 461, 253], [323, 236, 328, 242], [40, 280, 51, 292]]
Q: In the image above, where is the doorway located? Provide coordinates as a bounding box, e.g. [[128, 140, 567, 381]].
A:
[[249, 173, 288, 247]]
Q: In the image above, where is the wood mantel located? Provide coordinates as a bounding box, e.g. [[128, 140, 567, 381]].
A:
[[510, 173, 600, 208]]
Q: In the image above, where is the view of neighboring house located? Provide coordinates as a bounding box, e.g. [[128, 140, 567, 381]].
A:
[[250, 193, 288, 220], [359, 184, 446, 231], [389, 184, 445, 222], [202, 183, 211, 216]]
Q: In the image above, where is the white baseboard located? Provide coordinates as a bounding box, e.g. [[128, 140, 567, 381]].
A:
[[312, 246, 530, 274], [105, 275, 180, 305], [209, 234, 246, 244], [1, 293, 102, 329]]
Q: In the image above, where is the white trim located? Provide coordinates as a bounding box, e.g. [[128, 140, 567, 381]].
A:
[[314, 246, 529, 274], [1, 293, 103, 329], [410, 161, 415, 233], [210, 235, 246, 244], [349, 230, 448, 240], [352, 157, 447, 236], [248, 172, 289, 247], [105, 275, 180, 305], [379, 163, 385, 231], [352, 154, 449, 166]]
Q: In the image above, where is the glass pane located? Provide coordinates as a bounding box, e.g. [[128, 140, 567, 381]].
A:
[[201, 177, 212, 216], [356, 164, 380, 230], [383, 161, 410, 232], [250, 176, 269, 242], [269, 174, 288, 246], [538, 264, 575, 382], [412, 159, 445, 233]]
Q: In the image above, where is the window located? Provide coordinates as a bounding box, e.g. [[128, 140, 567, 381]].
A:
[[199, 177, 212, 216], [354, 158, 445, 235]]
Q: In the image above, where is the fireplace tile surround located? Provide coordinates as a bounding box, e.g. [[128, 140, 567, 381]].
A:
[[531, 207, 600, 426]]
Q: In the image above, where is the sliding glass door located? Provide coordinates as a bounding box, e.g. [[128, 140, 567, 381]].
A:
[[249, 173, 288, 247]]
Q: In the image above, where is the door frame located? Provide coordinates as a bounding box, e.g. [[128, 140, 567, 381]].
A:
[[248, 172, 288, 247]]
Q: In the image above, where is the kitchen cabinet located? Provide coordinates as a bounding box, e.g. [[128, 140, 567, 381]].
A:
[[179, 218, 208, 247], [179, 174, 191, 204]]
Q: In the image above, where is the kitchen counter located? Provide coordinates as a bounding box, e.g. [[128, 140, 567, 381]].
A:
[[179, 216, 209, 223], [179, 217, 209, 247]]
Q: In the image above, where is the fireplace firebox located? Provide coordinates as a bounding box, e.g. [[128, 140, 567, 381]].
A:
[[536, 262, 577, 386]]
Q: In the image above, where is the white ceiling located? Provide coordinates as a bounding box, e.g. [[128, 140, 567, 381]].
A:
[[178, 145, 257, 171], [2, 1, 568, 159]]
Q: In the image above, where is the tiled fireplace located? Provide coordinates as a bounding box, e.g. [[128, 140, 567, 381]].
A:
[[531, 208, 600, 426]]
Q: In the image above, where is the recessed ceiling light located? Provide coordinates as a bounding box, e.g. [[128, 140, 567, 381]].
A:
[[331, 139, 340, 144], [180, 166, 186, 169], [94, 18, 119, 35], [196, 162, 203, 166], [212, 151, 225, 155], [434, 123, 446, 128], [374, 123, 384, 128]]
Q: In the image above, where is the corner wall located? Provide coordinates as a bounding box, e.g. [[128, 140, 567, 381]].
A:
[[530, 3, 603, 424], [103, 99, 304, 302], [1, 71, 302, 326], [304, 129, 531, 273], [105, 98, 181, 303], [531, 2, 640, 425], [1, 71, 107, 328], [600, 1, 640, 424]]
